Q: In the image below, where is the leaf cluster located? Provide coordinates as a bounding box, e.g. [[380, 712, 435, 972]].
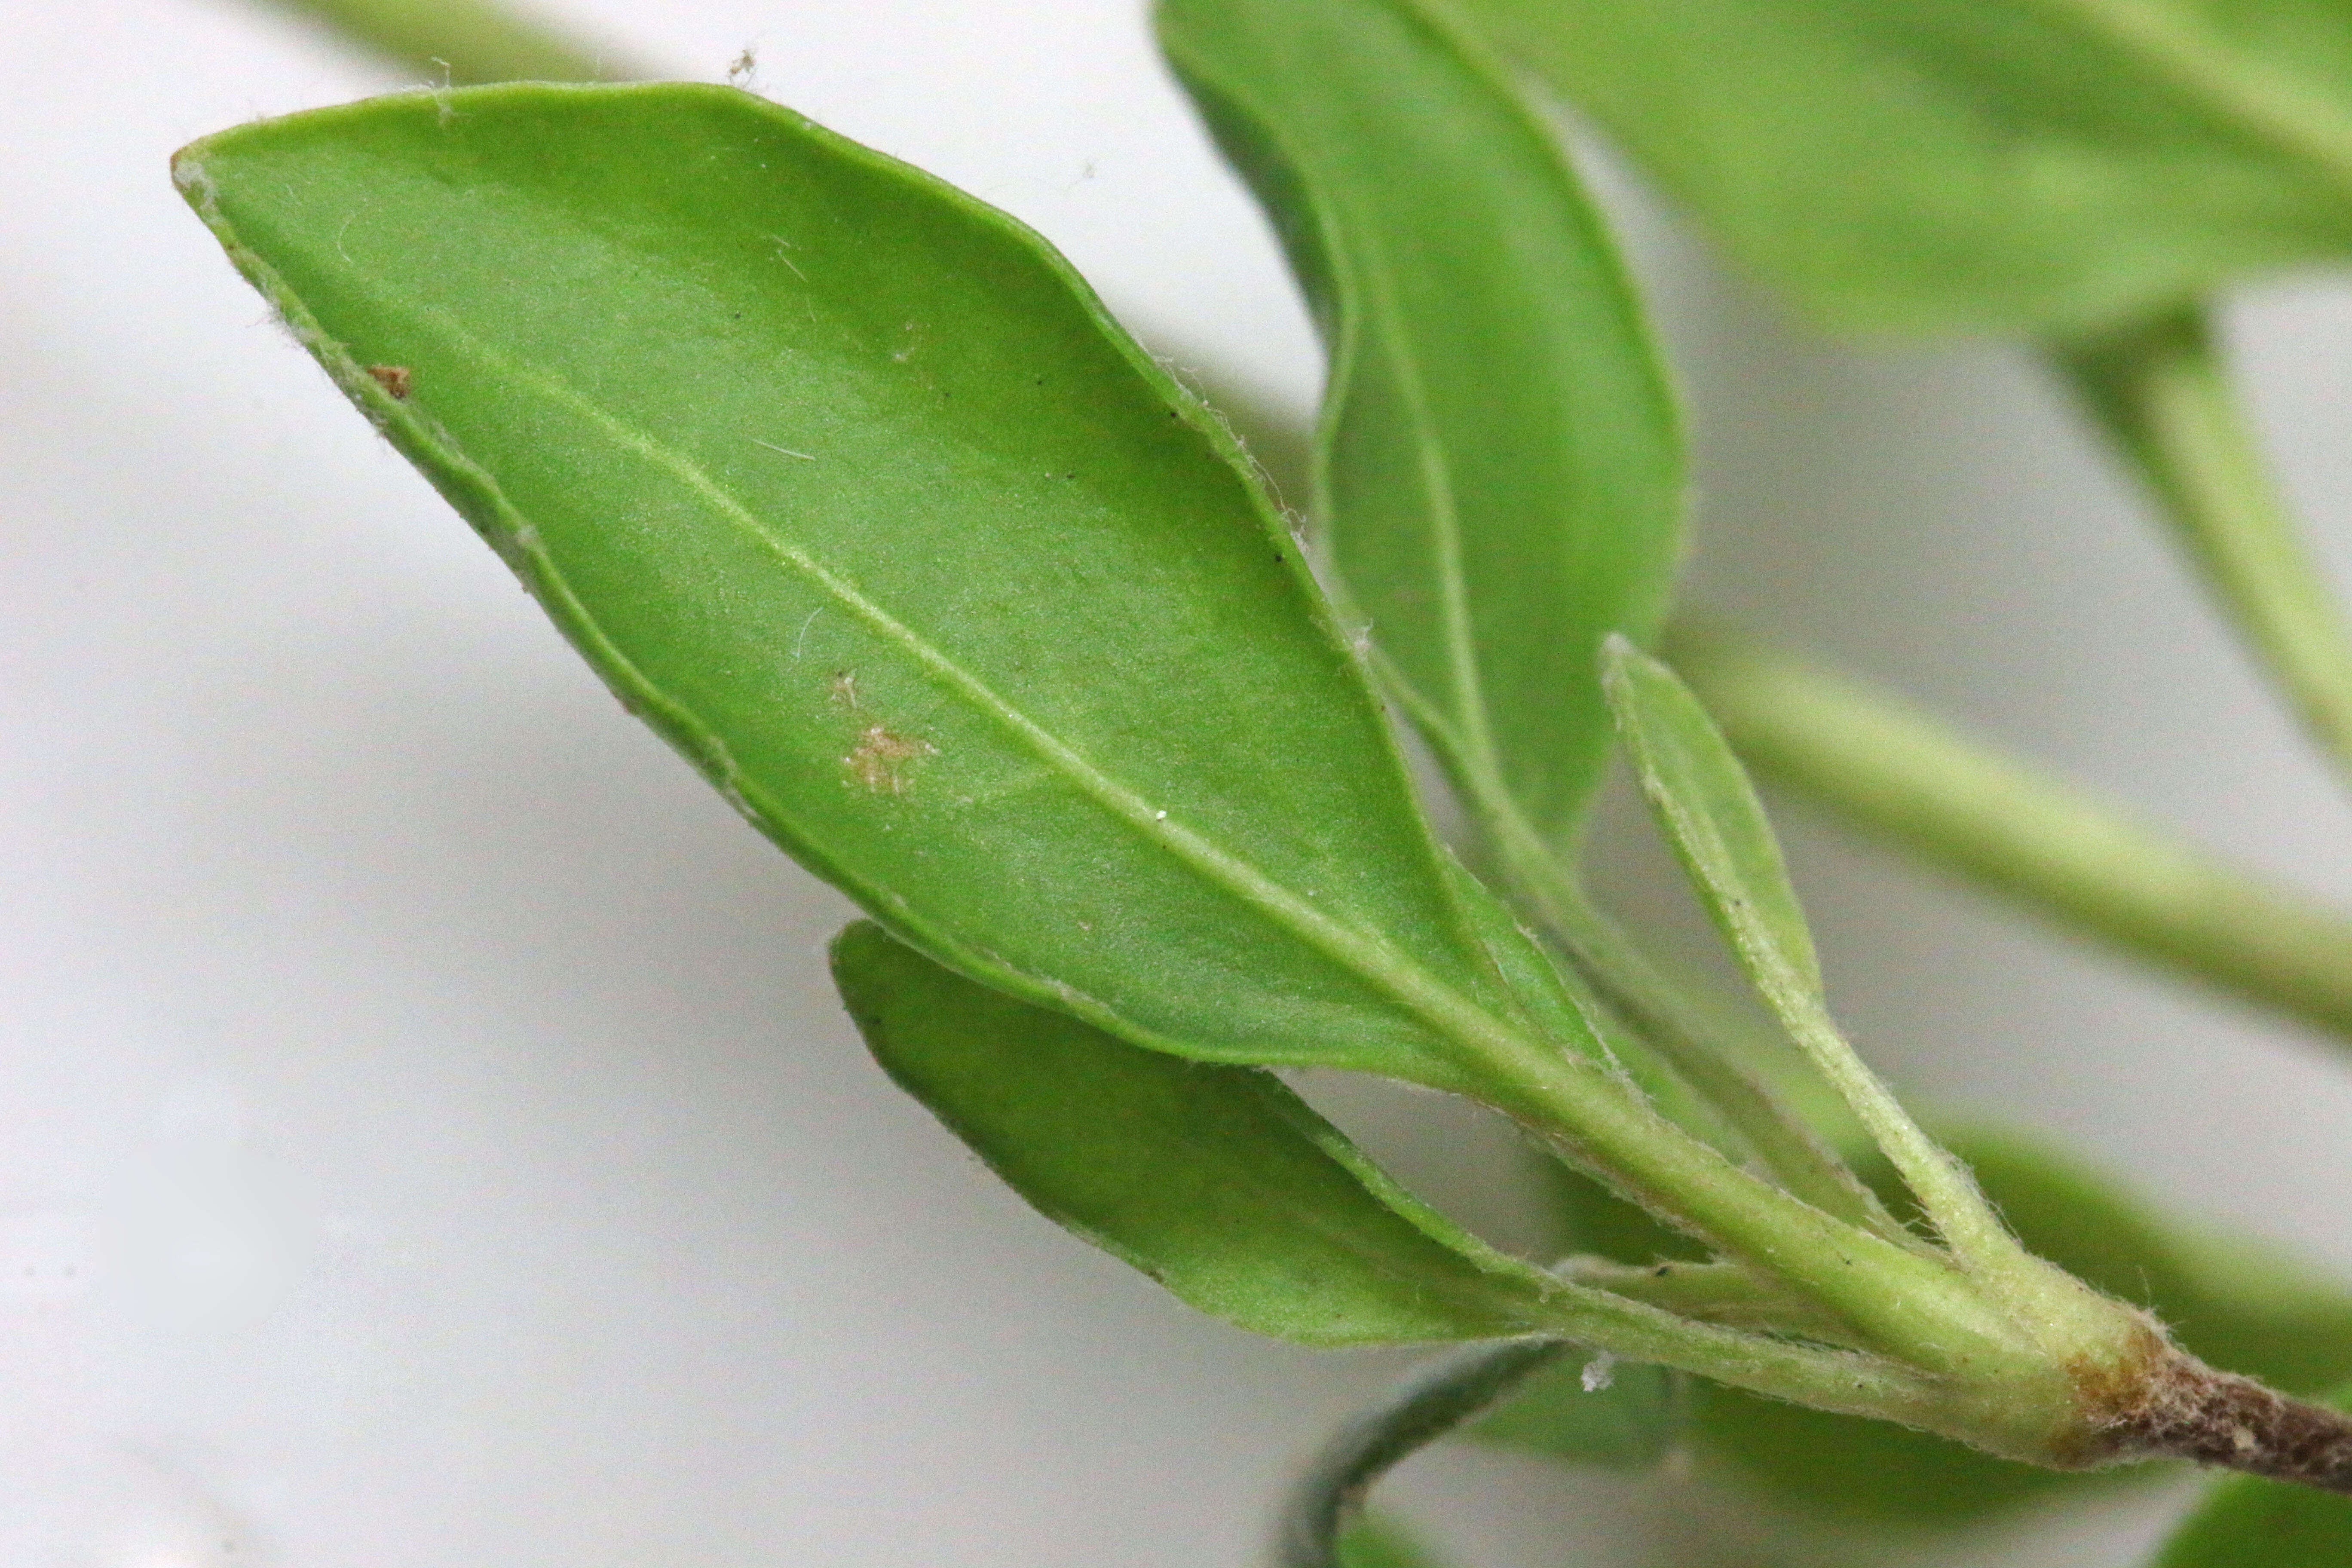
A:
[[175, 0, 2352, 1561]]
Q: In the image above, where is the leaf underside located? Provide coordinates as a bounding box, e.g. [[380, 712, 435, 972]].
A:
[[174, 81, 1562, 1087], [833, 920, 1567, 1345], [1161, 0, 1681, 851]]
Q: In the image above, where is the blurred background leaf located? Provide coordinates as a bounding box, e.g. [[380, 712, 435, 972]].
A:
[[1446, 0, 2352, 335]]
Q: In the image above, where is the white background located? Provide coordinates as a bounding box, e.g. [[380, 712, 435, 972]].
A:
[[5, 0, 2352, 1563]]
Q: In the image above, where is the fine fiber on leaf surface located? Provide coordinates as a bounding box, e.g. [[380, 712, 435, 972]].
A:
[[832, 921, 1570, 1345], [1159, 0, 1682, 853], [172, 81, 1563, 1091], [2152, 1381, 2352, 1566], [1449, 0, 2352, 334]]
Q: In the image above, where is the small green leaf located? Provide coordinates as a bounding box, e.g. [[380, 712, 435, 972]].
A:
[[175, 83, 1565, 1091], [1284, 1339, 1571, 1568], [1601, 637, 1822, 998], [1697, 1130, 2352, 1524], [1158, 0, 1682, 852], [1449, 0, 2352, 334], [2150, 1381, 2352, 1567], [832, 921, 1570, 1345]]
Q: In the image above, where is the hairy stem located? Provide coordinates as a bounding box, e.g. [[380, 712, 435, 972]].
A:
[[2092, 1344, 2352, 1496], [1476, 803, 1911, 1249], [1668, 625, 2352, 1047], [256, 0, 649, 83], [1561, 1256, 1866, 1343], [2055, 304, 2352, 793]]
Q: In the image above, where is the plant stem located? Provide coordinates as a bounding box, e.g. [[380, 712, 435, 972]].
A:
[[1472, 803, 1908, 1247], [2095, 1344, 2352, 1496], [1498, 858, 1923, 1267], [2054, 303, 2352, 793], [1561, 1256, 1864, 1342], [256, 0, 647, 83], [1667, 624, 2352, 1047]]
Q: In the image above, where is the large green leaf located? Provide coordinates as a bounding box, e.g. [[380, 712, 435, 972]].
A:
[[1159, 0, 1682, 854], [2150, 1381, 2352, 1567], [1693, 1130, 2352, 1522], [1449, 0, 2352, 334], [175, 83, 1567, 1090], [831, 921, 1568, 1344]]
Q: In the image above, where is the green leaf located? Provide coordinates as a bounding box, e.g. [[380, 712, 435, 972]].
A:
[[1338, 1516, 1448, 1568], [1468, 1353, 1685, 1467], [1158, 0, 1682, 854], [2150, 1381, 2352, 1567], [1345, 1523, 1449, 1568], [1449, 0, 2352, 334], [1600, 637, 1822, 998], [1284, 1340, 1572, 1568], [831, 921, 1571, 1345], [174, 82, 1569, 1091], [1697, 1129, 2352, 1524]]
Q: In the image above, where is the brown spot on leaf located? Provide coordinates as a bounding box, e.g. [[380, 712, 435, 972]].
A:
[[846, 724, 935, 795], [367, 364, 412, 399]]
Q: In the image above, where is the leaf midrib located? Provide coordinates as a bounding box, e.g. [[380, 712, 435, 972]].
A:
[[377, 287, 1550, 1081]]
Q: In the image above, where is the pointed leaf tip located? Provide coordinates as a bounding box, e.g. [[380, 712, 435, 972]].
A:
[[1601, 638, 1823, 997], [177, 80, 1535, 1088]]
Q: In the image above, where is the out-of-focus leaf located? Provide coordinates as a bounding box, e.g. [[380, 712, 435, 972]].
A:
[[1160, 0, 1681, 856], [1450, 0, 2352, 334], [2149, 1380, 2352, 1566], [833, 922, 1572, 1345], [175, 82, 1574, 1091], [257, 0, 634, 84], [1284, 1340, 1571, 1568], [1469, 1353, 1684, 1466], [1701, 1129, 2352, 1522], [1338, 1515, 1449, 1568]]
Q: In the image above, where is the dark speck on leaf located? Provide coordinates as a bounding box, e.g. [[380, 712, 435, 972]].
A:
[[367, 364, 412, 399]]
